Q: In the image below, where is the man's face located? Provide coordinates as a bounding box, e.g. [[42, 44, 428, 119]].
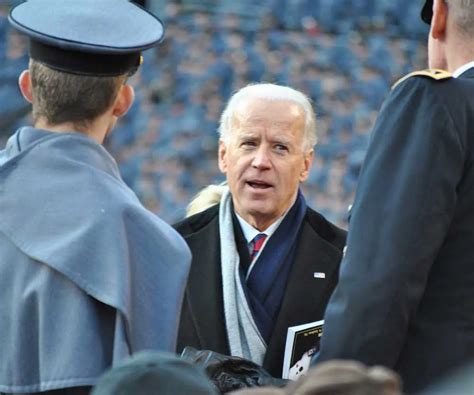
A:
[[218, 98, 313, 231]]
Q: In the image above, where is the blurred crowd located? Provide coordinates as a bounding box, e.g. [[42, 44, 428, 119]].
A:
[[0, 0, 428, 227]]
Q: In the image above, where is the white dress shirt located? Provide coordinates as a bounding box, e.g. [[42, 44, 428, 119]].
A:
[[453, 61, 474, 78], [235, 200, 295, 277]]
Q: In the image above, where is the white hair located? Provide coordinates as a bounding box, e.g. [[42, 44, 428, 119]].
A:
[[218, 83, 317, 152]]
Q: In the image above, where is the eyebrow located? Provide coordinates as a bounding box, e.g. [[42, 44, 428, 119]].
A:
[[237, 132, 259, 140], [271, 135, 293, 146]]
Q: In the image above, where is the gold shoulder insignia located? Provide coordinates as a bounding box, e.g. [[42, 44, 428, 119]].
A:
[[392, 69, 452, 90]]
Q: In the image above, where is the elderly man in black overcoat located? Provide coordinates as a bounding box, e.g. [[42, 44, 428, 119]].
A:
[[174, 83, 346, 378]]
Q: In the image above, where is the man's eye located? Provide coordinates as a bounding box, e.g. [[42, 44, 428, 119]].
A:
[[241, 141, 256, 147], [275, 144, 288, 152]]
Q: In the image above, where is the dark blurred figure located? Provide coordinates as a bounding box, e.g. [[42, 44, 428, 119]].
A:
[[92, 352, 218, 395], [314, 0, 474, 393]]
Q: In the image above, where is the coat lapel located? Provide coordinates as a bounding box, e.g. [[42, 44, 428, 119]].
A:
[[183, 217, 230, 355], [263, 217, 343, 377]]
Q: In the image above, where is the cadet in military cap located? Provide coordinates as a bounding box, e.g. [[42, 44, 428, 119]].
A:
[[0, 1, 191, 394], [314, 0, 474, 393]]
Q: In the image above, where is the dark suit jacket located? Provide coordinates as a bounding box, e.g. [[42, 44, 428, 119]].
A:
[[316, 68, 474, 393], [174, 204, 346, 377]]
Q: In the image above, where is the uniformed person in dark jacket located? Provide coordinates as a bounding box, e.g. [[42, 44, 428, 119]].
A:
[[314, 0, 474, 393]]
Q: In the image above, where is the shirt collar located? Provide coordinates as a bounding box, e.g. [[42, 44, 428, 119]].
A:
[[235, 198, 296, 244], [453, 61, 474, 78]]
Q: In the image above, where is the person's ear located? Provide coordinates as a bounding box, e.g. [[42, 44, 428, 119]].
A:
[[18, 70, 33, 103], [112, 84, 134, 118], [299, 149, 314, 182], [218, 139, 228, 174], [431, 0, 448, 40]]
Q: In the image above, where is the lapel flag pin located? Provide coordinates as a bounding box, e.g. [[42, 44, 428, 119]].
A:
[[314, 272, 326, 279]]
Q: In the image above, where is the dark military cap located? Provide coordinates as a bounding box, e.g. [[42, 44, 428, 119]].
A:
[[421, 0, 433, 25], [8, 0, 164, 76]]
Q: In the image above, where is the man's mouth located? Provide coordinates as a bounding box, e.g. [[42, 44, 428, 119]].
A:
[[247, 180, 272, 189]]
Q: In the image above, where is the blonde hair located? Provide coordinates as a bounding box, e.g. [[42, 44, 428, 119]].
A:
[[185, 183, 228, 217]]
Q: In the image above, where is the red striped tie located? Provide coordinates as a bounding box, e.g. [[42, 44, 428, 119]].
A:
[[249, 233, 267, 261]]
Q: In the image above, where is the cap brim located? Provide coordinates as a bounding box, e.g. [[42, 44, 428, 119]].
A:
[[29, 40, 141, 76]]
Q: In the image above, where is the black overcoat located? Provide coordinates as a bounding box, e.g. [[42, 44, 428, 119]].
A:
[[317, 67, 474, 393], [174, 204, 346, 377]]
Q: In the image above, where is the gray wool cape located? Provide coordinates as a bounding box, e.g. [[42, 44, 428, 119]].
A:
[[0, 127, 191, 393]]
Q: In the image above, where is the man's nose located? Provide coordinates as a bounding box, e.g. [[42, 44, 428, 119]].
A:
[[251, 146, 271, 169]]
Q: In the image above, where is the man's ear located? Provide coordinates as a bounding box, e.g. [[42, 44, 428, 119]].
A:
[[218, 139, 228, 174], [18, 70, 33, 103], [112, 84, 135, 118], [299, 149, 314, 182], [431, 0, 448, 40]]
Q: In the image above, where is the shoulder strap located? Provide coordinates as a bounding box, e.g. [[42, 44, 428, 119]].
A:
[[392, 68, 452, 90]]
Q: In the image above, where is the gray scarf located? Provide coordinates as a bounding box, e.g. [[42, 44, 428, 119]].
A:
[[219, 189, 267, 364]]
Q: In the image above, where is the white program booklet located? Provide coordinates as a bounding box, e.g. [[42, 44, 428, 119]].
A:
[[282, 319, 324, 380]]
